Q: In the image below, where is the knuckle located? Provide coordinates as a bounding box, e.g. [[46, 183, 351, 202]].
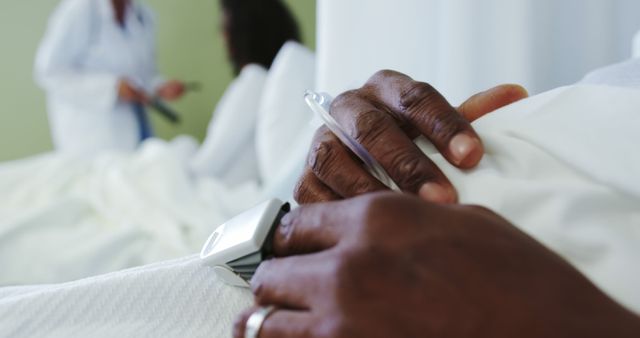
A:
[[250, 264, 270, 299], [344, 175, 382, 196], [313, 125, 332, 140], [252, 285, 267, 304], [401, 82, 467, 140], [293, 179, 313, 204], [352, 109, 391, 145], [331, 88, 398, 148], [386, 150, 435, 189], [330, 89, 361, 115], [308, 126, 334, 151], [294, 184, 339, 204], [275, 212, 306, 254], [366, 69, 402, 86], [399, 81, 439, 111], [308, 138, 340, 178], [293, 169, 321, 204], [424, 108, 467, 141]]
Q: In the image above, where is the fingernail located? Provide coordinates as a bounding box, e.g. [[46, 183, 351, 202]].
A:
[[419, 183, 457, 204], [449, 133, 483, 168], [278, 213, 294, 238], [280, 212, 293, 226]]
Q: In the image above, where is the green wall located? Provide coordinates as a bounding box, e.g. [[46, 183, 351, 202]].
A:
[[0, 0, 316, 161]]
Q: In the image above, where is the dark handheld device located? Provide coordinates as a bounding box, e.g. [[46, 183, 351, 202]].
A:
[[149, 97, 181, 124]]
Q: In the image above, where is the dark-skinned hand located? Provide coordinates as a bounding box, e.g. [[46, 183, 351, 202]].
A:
[[234, 193, 640, 338], [294, 70, 528, 204]]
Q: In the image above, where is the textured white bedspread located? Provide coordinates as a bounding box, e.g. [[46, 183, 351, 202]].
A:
[[0, 255, 252, 337]]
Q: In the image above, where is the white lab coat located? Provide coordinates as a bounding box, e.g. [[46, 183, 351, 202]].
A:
[[35, 0, 162, 156]]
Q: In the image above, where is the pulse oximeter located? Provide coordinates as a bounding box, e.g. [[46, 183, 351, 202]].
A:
[[200, 199, 290, 287]]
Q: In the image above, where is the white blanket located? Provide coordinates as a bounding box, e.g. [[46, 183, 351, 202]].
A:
[[427, 84, 640, 312], [1, 84, 638, 337], [0, 138, 263, 285]]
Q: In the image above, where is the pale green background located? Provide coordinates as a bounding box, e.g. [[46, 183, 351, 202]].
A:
[[0, 0, 316, 161]]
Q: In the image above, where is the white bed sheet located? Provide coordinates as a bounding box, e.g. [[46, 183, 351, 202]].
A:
[[0, 138, 264, 285]]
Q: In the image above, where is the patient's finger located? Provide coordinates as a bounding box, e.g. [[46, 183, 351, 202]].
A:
[[458, 84, 529, 122], [260, 309, 317, 338], [273, 201, 350, 256], [330, 91, 456, 202], [251, 254, 328, 308], [294, 166, 341, 204], [360, 70, 483, 169], [307, 127, 388, 198], [234, 307, 313, 338]]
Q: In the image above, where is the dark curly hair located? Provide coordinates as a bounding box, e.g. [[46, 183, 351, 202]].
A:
[[220, 0, 301, 75]]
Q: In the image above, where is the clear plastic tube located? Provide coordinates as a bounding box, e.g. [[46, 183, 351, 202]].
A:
[[304, 90, 399, 191]]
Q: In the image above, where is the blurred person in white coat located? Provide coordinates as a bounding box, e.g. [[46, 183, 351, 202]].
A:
[[35, 0, 185, 156]]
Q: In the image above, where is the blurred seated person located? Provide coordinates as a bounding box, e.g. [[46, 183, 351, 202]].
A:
[[189, 0, 308, 187]]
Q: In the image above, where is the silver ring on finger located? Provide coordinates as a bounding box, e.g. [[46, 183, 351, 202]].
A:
[[245, 306, 277, 338]]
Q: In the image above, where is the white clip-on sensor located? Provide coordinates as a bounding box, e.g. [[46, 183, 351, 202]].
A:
[[200, 199, 290, 288]]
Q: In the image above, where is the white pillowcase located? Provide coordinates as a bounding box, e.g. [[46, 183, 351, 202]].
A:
[[255, 41, 316, 185], [190, 65, 267, 187]]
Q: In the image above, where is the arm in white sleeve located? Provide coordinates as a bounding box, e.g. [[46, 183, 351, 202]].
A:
[[34, 0, 120, 112], [190, 65, 267, 178]]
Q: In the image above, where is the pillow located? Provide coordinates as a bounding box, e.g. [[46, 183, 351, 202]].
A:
[[190, 65, 267, 186], [255, 41, 316, 185]]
